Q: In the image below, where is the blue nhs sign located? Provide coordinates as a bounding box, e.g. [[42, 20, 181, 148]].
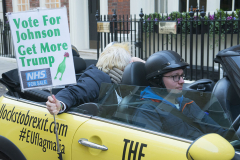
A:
[[25, 70, 47, 81]]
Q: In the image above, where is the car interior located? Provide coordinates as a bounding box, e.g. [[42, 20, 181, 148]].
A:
[[0, 52, 240, 128]]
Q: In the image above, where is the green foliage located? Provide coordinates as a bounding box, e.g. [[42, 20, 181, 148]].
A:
[[143, 8, 239, 36]]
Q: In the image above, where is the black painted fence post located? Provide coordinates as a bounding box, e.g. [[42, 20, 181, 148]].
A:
[[95, 10, 100, 59], [200, 6, 206, 79], [113, 9, 117, 42], [139, 8, 144, 59], [189, 6, 194, 81]]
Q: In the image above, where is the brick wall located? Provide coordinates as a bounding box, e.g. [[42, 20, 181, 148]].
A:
[[61, 0, 69, 27], [29, 0, 40, 8], [108, 0, 130, 34], [108, 0, 130, 17], [5, 0, 70, 29], [6, 0, 13, 12], [5, 0, 69, 20]]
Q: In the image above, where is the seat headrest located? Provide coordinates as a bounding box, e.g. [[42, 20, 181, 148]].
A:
[[121, 62, 149, 86], [73, 57, 86, 73]]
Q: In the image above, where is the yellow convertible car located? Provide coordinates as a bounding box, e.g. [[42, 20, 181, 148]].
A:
[[1, 45, 240, 160]]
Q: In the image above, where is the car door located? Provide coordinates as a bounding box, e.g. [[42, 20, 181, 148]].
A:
[[72, 118, 191, 160], [0, 96, 90, 159]]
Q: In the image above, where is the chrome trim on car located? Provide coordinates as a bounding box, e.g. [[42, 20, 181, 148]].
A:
[[78, 138, 108, 151], [4, 94, 46, 108], [67, 111, 92, 118], [91, 116, 193, 143], [3, 94, 92, 119], [3, 94, 92, 118]]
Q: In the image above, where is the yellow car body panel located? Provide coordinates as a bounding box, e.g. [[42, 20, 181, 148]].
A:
[[187, 133, 235, 160], [72, 119, 191, 160], [0, 95, 238, 160], [0, 96, 90, 160]]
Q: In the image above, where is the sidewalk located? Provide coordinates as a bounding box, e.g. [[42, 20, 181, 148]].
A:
[[0, 57, 17, 78]]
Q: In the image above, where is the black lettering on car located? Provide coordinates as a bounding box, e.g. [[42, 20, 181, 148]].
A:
[[18, 127, 66, 153], [9, 107, 16, 122], [44, 118, 48, 131], [49, 121, 54, 133], [7, 109, 11, 121], [122, 139, 147, 160], [17, 111, 22, 123], [36, 117, 42, 129], [28, 115, 34, 126], [20, 113, 25, 124], [14, 112, 18, 122], [23, 110, 30, 125], [122, 139, 130, 160], [139, 143, 147, 159], [26, 130, 31, 143], [58, 123, 68, 137], [0, 105, 68, 137], [128, 141, 139, 160], [32, 117, 37, 128], [0, 104, 6, 118]]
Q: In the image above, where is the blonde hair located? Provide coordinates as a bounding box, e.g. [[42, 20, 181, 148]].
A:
[[96, 42, 131, 73]]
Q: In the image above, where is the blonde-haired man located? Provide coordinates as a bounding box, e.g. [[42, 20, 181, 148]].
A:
[[46, 42, 143, 115]]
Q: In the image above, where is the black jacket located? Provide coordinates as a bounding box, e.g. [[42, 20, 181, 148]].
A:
[[132, 87, 230, 140], [56, 64, 111, 108]]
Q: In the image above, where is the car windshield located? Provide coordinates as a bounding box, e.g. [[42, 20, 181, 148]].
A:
[[97, 83, 240, 146]]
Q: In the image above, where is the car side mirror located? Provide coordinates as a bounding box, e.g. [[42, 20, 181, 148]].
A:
[[186, 133, 235, 160]]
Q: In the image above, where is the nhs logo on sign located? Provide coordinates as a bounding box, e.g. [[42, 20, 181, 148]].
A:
[[26, 70, 47, 81], [21, 68, 52, 89]]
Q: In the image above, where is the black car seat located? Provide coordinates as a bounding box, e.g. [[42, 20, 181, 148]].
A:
[[113, 62, 149, 123], [183, 79, 215, 92], [210, 76, 240, 123], [121, 62, 149, 86]]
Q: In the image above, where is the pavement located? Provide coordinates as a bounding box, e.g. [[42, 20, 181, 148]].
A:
[[0, 51, 97, 96]]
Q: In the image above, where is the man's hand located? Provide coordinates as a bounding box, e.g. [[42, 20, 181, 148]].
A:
[[130, 57, 146, 63], [46, 95, 61, 115]]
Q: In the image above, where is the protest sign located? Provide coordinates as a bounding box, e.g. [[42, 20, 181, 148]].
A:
[[7, 6, 76, 91]]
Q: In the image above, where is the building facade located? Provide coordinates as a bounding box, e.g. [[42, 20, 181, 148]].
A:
[[2, 0, 240, 51]]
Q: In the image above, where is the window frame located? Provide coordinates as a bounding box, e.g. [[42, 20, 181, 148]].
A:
[[12, 0, 30, 12], [179, 0, 207, 12], [40, 0, 61, 9], [220, 0, 237, 11]]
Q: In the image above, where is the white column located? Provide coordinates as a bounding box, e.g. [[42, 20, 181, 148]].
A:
[[207, 0, 220, 13], [69, 0, 89, 50], [130, 0, 155, 17], [167, 0, 179, 13], [100, 0, 108, 16], [0, 0, 2, 21], [232, 0, 235, 11]]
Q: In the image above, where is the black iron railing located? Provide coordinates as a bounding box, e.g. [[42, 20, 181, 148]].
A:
[[0, 21, 15, 58], [96, 6, 240, 82]]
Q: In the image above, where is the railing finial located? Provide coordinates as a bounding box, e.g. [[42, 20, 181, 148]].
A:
[[139, 8, 144, 20], [95, 10, 99, 21], [113, 9, 117, 21]]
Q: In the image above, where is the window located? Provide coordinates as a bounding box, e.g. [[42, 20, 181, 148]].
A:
[[221, 0, 240, 11], [235, 0, 240, 10], [12, 0, 30, 12], [93, 83, 237, 142], [179, 0, 206, 12], [40, 0, 61, 9], [220, 0, 232, 11], [179, 0, 187, 12]]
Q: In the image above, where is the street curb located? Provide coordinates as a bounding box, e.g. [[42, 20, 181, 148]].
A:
[[0, 57, 16, 62]]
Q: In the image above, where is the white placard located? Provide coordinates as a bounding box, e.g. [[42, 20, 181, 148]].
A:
[[7, 7, 76, 91]]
